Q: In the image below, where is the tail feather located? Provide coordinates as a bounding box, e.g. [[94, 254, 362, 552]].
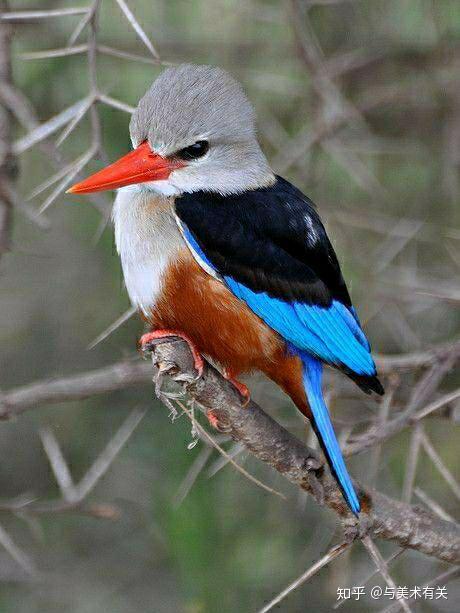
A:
[[301, 353, 360, 515]]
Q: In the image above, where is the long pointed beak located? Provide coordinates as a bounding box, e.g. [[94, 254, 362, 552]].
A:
[[67, 141, 183, 194]]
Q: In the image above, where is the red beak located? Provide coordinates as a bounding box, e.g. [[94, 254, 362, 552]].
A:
[[67, 141, 183, 194]]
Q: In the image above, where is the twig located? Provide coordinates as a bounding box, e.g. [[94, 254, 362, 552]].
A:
[[20, 44, 88, 60], [55, 95, 95, 147], [333, 548, 406, 609], [74, 407, 146, 500], [0, 0, 14, 259], [1, 340, 458, 421], [257, 541, 350, 613], [87, 0, 102, 154], [0, 358, 151, 419], [87, 305, 137, 349], [401, 422, 423, 504], [26, 157, 87, 201], [421, 433, 460, 501], [414, 488, 456, 523], [114, 0, 160, 59], [39, 146, 97, 213], [362, 536, 411, 613], [207, 441, 245, 477], [0, 409, 144, 520], [39, 427, 77, 502], [380, 566, 460, 613], [0, 8, 88, 21], [175, 399, 286, 500], [98, 93, 135, 114], [346, 353, 459, 456], [368, 381, 397, 484], [415, 387, 460, 421], [97, 44, 167, 65], [67, 0, 98, 47], [173, 446, 213, 508], [0, 521, 36, 576], [13, 98, 90, 154]]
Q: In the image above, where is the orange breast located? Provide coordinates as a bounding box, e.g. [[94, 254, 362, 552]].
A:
[[148, 249, 283, 374]]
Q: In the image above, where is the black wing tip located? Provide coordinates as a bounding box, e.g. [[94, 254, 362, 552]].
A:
[[349, 372, 385, 396]]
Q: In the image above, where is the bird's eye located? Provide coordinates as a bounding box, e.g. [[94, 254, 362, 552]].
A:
[[176, 140, 209, 161]]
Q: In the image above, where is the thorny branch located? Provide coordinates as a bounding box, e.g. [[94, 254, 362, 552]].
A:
[[1, 339, 459, 421], [148, 337, 460, 565]]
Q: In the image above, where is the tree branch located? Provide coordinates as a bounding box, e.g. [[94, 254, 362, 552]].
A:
[[148, 337, 460, 565], [0, 358, 151, 419], [1, 339, 459, 420]]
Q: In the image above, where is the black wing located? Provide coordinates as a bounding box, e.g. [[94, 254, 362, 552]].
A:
[[175, 175, 351, 308]]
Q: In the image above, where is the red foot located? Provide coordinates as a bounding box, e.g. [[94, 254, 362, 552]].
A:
[[140, 330, 204, 377], [206, 410, 220, 429], [223, 368, 251, 407]]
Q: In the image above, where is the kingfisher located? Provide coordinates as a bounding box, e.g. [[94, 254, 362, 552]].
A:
[[68, 64, 384, 515]]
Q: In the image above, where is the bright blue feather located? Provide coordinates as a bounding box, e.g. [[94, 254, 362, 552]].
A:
[[225, 278, 376, 376], [301, 353, 360, 514], [181, 223, 217, 273]]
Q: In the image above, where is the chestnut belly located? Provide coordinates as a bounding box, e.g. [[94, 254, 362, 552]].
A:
[[149, 249, 284, 374]]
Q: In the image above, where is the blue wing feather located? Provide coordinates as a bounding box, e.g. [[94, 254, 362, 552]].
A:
[[225, 277, 376, 377], [180, 219, 373, 515], [181, 220, 376, 376]]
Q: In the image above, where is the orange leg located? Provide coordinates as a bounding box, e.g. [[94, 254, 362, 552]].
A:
[[223, 368, 251, 407], [206, 410, 220, 429], [140, 329, 204, 377]]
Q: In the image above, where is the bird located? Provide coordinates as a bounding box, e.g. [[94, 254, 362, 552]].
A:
[[68, 64, 384, 515]]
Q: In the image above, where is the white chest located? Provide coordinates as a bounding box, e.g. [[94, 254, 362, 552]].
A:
[[112, 187, 184, 315]]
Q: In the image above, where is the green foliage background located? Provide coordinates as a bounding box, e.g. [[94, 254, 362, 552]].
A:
[[1, 1, 459, 611]]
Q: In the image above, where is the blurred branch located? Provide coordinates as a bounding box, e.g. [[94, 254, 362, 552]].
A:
[[0, 8, 88, 22], [346, 349, 460, 456], [381, 566, 460, 613], [258, 541, 350, 613], [376, 339, 460, 373], [0, 521, 36, 577], [8, 0, 161, 221], [362, 536, 411, 613], [115, 0, 160, 59], [148, 337, 460, 564], [0, 408, 145, 519], [0, 0, 14, 259], [0, 358, 151, 419]]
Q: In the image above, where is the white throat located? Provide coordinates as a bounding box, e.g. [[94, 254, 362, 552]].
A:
[[112, 185, 184, 314]]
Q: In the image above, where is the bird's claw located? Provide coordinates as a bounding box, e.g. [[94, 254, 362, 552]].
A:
[[222, 369, 251, 407], [140, 330, 204, 380], [206, 409, 232, 433]]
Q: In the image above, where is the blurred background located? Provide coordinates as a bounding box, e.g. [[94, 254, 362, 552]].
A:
[[0, 0, 459, 611]]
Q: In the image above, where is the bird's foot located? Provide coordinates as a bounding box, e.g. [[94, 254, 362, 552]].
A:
[[206, 409, 220, 429], [140, 329, 204, 378], [223, 369, 250, 407], [206, 409, 232, 433]]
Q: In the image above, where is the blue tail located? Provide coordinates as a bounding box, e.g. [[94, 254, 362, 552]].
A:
[[301, 353, 360, 515]]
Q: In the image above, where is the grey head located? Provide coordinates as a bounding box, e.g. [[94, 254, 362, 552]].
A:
[[129, 64, 274, 196]]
